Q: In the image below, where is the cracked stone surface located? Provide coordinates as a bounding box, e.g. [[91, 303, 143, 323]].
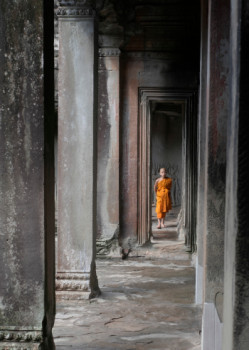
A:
[[53, 211, 202, 349]]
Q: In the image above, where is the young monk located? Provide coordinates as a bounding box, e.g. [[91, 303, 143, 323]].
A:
[[154, 168, 172, 229]]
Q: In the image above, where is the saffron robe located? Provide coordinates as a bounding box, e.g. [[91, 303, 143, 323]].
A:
[[156, 177, 172, 219]]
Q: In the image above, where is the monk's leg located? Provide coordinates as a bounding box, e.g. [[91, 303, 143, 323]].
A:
[[157, 213, 162, 228], [161, 212, 166, 227]]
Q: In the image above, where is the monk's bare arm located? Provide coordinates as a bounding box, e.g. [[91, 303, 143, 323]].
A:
[[154, 179, 159, 193]]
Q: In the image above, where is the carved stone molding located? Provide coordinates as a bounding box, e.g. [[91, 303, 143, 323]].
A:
[[56, 272, 90, 291], [0, 330, 42, 343], [98, 48, 121, 57], [56, 0, 96, 18]]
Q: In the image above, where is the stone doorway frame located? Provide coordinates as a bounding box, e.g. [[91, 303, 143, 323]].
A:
[[138, 88, 197, 250]]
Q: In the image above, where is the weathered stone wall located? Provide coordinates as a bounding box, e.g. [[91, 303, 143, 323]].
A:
[[0, 0, 55, 348]]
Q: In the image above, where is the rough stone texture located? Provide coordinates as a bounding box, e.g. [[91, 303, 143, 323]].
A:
[[223, 1, 249, 349], [54, 212, 202, 349], [201, 0, 230, 347], [97, 50, 120, 255], [57, 6, 100, 299], [0, 0, 55, 349]]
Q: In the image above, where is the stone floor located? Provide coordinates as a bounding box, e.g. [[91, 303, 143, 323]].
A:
[[53, 209, 202, 350]]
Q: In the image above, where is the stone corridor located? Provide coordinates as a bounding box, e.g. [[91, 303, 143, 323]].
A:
[[53, 211, 202, 350]]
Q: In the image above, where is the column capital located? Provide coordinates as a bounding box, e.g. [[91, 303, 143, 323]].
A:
[[56, 0, 96, 18]]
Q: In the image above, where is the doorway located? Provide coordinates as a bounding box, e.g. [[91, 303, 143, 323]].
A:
[[138, 88, 197, 251], [151, 101, 183, 236]]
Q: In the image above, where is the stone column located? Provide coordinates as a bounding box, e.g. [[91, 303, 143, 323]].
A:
[[201, 0, 230, 348], [196, 0, 208, 305], [0, 1, 55, 349], [56, 0, 100, 299], [223, 1, 249, 349], [96, 47, 121, 256]]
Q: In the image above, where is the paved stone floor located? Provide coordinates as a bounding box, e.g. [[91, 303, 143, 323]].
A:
[[54, 210, 202, 350]]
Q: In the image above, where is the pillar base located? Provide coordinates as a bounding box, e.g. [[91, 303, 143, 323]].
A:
[[56, 291, 91, 301], [56, 272, 90, 300], [0, 343, 40, 350], [202, 302, 223, 350], [56, 270, 101, 300], [0, 329, 44, 350], [56, 272, 90, 291]]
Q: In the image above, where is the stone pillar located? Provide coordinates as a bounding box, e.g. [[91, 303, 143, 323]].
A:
[[56, 0, 100, 299], [196, 0, 208, 305], [201, 0, 230, 349], [97, 47, 121, 256], [223, 1, 249, 349], [0, 0, 55, 349]]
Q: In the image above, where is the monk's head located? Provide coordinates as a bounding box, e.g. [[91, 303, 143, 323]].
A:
[[159, 168, 167, 178]]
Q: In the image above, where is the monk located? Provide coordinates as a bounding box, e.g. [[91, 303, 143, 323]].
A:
[[154, 168, 172, 229]]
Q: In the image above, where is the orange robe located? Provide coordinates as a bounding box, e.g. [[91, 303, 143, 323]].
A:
[[156, 178, 172, 219]]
